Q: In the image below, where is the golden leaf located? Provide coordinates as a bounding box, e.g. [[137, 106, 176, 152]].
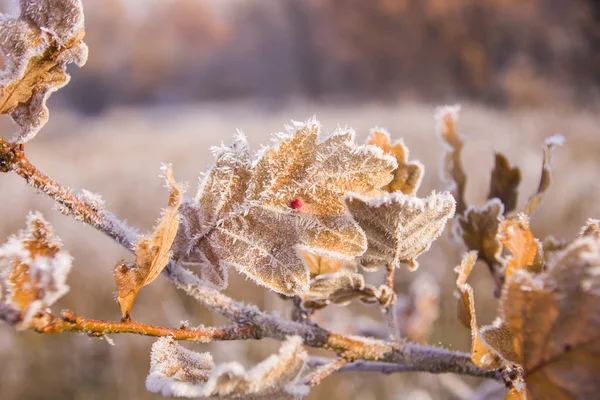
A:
[[525, 134, 565, 215], [177, 122, 397, 295], [500, 214, 543, 279], [488, 153, 521, 214], [367, 128, 424, 195], [456, 199, 505, 268], [454, 251, 503, 370], [491, 237, 600, 399], [345, 191, 456, 271], [0, 211, 72, 326], [436, 105, 467, 215], [147, 336, 308, 399], [0, 0, 88, 143], [299, 251, 344, 278], [115, 165, 183, 318]]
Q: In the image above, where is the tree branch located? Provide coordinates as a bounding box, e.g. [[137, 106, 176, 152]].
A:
[[306, 358, 348, 387], [0, 142, 501, 382]]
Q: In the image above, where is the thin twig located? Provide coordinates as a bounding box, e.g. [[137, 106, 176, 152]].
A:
[[28, 310, 259, 342], [383, 263, 400, 342], [0, 144, 501, 381], [306, 358, 348, 387]]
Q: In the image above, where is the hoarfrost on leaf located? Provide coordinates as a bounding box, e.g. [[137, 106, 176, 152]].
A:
[[0, 211, 72, 327], [175, 119, 397, 295], [525, 134, 565, 215], [146, 336, 309, 399], [0, 0, 88, 142]]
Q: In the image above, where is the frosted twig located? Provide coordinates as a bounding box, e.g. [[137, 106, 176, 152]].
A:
[[306, 358, 348, 387], [383, 263, 400, 342]]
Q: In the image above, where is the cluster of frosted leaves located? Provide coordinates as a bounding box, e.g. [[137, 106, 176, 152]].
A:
[[0, 0, 88, 143], [172, 120, 397, 296], [300, 263, 393, 310], [0, 211, 72, 327], [114, 165, 183, 318], [345, 191, 456, 271], [456, 219, 600, 399], [146, 336, 309, 399]]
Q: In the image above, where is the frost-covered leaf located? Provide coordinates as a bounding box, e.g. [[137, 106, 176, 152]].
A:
[[489, 237, 600, 398], [436, 105, 467, 215], [488, 153, 521, 214], [115, 165, 183, 318], [301, 264, 388, 310], [454, 251, 502, 370], [0, 0, 88, 143], [456, 199, 505, 268], [299, 251, 344, 278], [578, 218, 600, 242], [500, 214, 543, 279], [367, 128, 423, 195], [0, 211, 72, 327], [479, 320, 519, 365], [177, 121, 396, 295], [525, 134, 565, 215], [345, 191, 455, 271], [146, 336, 309, 399]]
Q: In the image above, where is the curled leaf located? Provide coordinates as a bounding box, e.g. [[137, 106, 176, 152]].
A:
[[115, 165, 183, 318], [488, 153, 521, 214], [454, 251, 502, 370], [500, 214, 543, 279], [0, 211, 72, 327], [367, 128, 424, 195], [436, 105, 467, 215], [345, 191, 456, 271], [0, 0, 88, 142], [525, 134, 565, 215], [146, 336, 309, 399], [456, 198, 505, 269], [177, 121, 396, 295], [299, 251, 344, 278]]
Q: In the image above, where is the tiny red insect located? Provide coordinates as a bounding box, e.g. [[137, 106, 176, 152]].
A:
[[288, 197, 304, 210]]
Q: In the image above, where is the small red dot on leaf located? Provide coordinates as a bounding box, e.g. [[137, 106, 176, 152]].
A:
[[288, 198, 304, 210]]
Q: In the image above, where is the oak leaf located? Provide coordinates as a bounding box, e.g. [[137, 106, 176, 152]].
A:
[[345, 191, 456, 271], [0, 0, 88, 143], [114, 165, 183, 318], [299, 251, 344, 278], [0, 211, 72, 327], [436, 105, 467, 215], [454, 251, 503, 370], [525, 134, 565, 215], [176, 121, 396, 295], [367, 128, 424, 195], [500, 214, 543, 279], [146, 336, 309, 399], [488, 153, 521, 214]]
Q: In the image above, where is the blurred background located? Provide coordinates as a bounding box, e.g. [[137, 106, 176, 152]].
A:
[[1, 0, 599, 399]]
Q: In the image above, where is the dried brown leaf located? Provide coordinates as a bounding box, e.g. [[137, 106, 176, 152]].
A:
[[177, 122, 396, 295], [488, 153, 521, 214], [367, 128, 424, 195], [146, 336, 309, 399], [0, 211, 72, 326], [454, 251, 503, 370], [480, 320, 520, 364], [115, 165, 183, 318], [345, 191, 456, 271], [525, 134, 565, 215], [456, 198, 505, 268], [492, 237, 600, 399], [500, 214, 543, 279], [436, 105, 467, 215], [0, 0, 88, 142], [299, 251, 344, 278]]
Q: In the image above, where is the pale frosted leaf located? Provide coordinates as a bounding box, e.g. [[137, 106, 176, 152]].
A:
[[436, 105, 467, 214], [115, 165, 183, 318], [0, 0, 88, 142], [479, 320, 519, 364], [497, 237, 600, 399], [578, 218, 600, 242], [181, 119, 396, 295], [454, 251, 502, 370], [345, 191, 456, 271], [146, 336, 309, 399], [0, 211, 72, 327], [455, 199, 505, 268], [488, 153, 521, 214], [500, 214, 543, 279], [367, 128, 424, 195], [525, 134, 565, 215]]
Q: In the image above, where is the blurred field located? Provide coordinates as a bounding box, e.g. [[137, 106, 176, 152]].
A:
[[1, 101, 599, 399]]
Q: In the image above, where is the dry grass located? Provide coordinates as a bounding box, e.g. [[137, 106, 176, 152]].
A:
[[1, 101, 599, 399]]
